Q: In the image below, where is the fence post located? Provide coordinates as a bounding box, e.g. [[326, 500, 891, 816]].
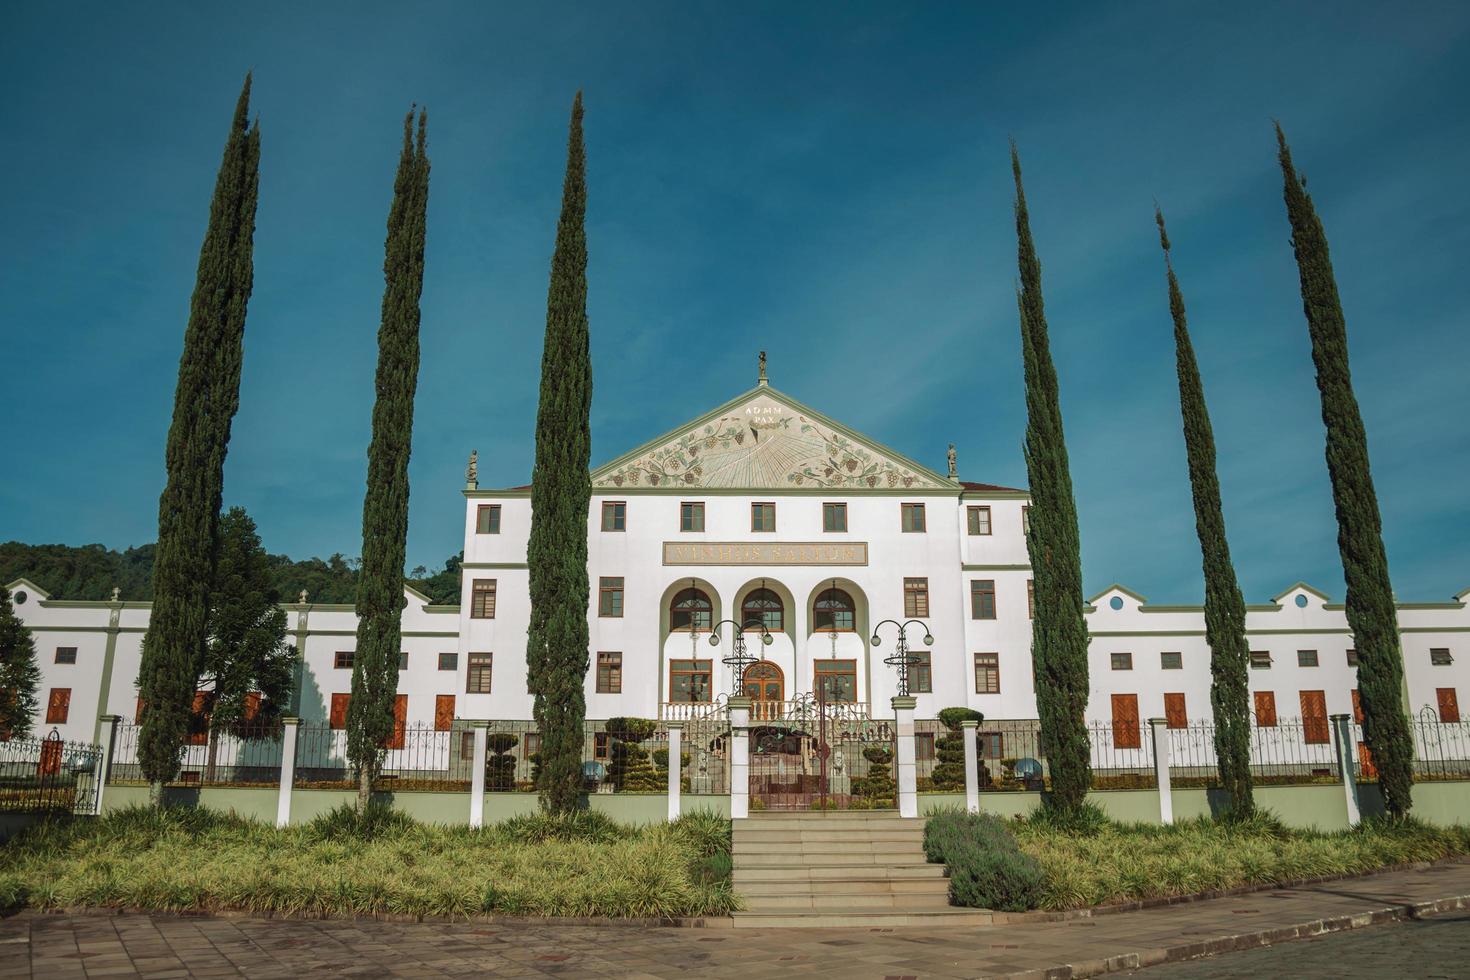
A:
[[960, 718, 980, 814], [666, 721, 683, 822], [1330, 713, 1361, 827], [94, 714, 120, 815], [1148, 717, 1173, 825], [277, 717, 299, 828], [728, 697, 751, 819], [469, 721, 489, 828], [892, 696, 918, 819]]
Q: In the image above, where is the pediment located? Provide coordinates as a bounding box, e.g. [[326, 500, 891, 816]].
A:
[[592, 387, 952, 491]]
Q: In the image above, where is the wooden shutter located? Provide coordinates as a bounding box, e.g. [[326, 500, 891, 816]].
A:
[[1163, 693, 1187, 729], [243, 692, 262, 723], [1253, 691, 1277, 726], [1300, 690, 1328, 743], [188, 691, 212, 745], [329, 693, 350, 730], [1351, 689, 1364, 724], [382, 694, 408, 750], [135, 696, 146, 724], [1111, 694, 1140, 749], [45, 688, 71, 724], [1357, 742, 1378, 780], [1438, 688, 1461, 723], [435, 695, 455, 732], [38, 739, 63, 776]]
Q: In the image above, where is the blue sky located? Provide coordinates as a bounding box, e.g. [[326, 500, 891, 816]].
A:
[[2, 2, 1467, 603]]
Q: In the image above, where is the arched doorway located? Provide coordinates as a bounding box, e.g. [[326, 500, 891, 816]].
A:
[[743, 661, 784, 720]]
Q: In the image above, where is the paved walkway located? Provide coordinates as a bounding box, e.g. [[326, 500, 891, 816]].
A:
[[2, 861, 1467, 979]]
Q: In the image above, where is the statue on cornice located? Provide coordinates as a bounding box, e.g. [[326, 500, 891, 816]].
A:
[[758, 350, 767, 385], [947, 444, 957, 480], [466, 449, 478, 487], [110, 586, 121, 603], [298, 590, 309, 605]]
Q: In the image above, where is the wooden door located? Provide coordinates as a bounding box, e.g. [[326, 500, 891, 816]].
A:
[[1253, 691, 1277, 726], [38, 739, 63, 776], [435, 695, 456, 732], [1300, 690, 1328, 743], [1111, 694, 1140, 749], [1438, 688, 1461, 723], [743, 662, 784, 720]]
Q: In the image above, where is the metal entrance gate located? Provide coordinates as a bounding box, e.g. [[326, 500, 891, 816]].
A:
[[748, 690, 896, 809]]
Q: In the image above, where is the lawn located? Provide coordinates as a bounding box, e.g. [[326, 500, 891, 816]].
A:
[[0, 804, 735, 918]]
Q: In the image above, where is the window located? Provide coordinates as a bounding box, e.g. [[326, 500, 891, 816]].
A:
[[1254, 691, 1278, 727], [52, 647, 77, 665], [466, 653, 493, 694], [1022, 505, 1031, 535], [187, 691, 213, 745], [1111, 693, 1141, 749], [967, 505, 992, 536], [398, 652, 409, 671], [1346, 649, 1359, 667], [525, 732, 542, 757], [1297, 649, 1319, 668], [814, 660, 858, 702], [381, 694, 408, 751], [476, 504, 501, 534], [1160, 651, 1183, 670], [597, 652, 622, 694], [438, 652, 457, 671], [916, 732, 936, 761], [1110, 652, 1133, 671], [974, 653, 1000, 694], [901, 502, 926, 532], [909, 651, 932, 693], [822, 502, 847, 532], [1027, 580, 1034, 619], [904, 578, 929, 618], [669, 659, 712, 703], [594, 733, 611, 761], [1352, 688, 1364, 724], [1249, 650, 1272, 670], [434, 695, 455, 732], [329, 693, 350, 730], [1431, 648, 1454, 666], [471, 579, 497, 619], [598, 577, 624, 617], [979, 732, 1005, 759], [751, 502, 776, 532], [813, 587, 855, 631], [460, 731, 475, 761], [45, 688, 71, 724], [601, 501, 626, 531], [679, 501, 704, 532], [334, 651, 355, 670], [742, 588, 783, 631], [1164, 692, 1187, 729], [670, 587, 712, 631], [1437, 688, 1461, 724], [1300, 690, 1329, 744], [970, 579, 996, 620]]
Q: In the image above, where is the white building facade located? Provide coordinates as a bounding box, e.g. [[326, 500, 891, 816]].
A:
[[9, 380, 1469, 743]]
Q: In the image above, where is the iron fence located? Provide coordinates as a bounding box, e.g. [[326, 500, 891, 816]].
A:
[[0, 731, 102, 814], [110, 721, 287, 787]]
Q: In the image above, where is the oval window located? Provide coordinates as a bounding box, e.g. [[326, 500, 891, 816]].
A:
[[1109, 596, 1124, 610]]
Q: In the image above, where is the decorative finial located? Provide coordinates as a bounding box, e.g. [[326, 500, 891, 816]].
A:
[[466, 449, 479, 489], [757, 350, 768, 386], [110, 586, 121, 603], [947, 444, 958, 481], [298, 589, 309, 605]]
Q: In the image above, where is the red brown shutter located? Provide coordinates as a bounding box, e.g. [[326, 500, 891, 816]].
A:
[[1438, 688, 1461, 723], [1163, 693, 1188, 729], [1111, 694, 1140, 749], [188, 691, 212, 745], [434, 695, 455, 732], [329, 693, 350, 730], [45, 688, 71, 724], [1351, 689, 1364, 724], [135, 696, 146, 724], [383, 694, 408, 749], [1357, 742, 1378, 779], [1253, 691, 1277, 727], [1300, 690, 1328, 743], [39, 739, 63, 776], [243, 691, 262, 722]]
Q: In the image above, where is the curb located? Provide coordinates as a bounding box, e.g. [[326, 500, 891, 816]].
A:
[[29, 905, 729, 929], [996, 893, 1470, 979]]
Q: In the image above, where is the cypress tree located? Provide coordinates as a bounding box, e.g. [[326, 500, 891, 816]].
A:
[[1011, 145, 1092, 813], [1276, 125, 1414, 816], [0, 587, 42, 740], [137, 75, 260, 800], [1155, 209, 1255, 818], [346, 109, 430, 808], [526, 93, 592, 815]]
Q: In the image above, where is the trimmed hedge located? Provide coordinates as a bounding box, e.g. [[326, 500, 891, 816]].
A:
[[923, 808, 1045, 911]]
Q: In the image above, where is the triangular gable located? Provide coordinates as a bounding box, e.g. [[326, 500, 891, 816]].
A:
[[592, 386, 953, 491], [4, 578, 51, 601], [1087, 583, 1149, 606], [1272, 582, 1332, 604]]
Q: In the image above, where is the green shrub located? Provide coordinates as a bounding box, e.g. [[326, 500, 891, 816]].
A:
[[931, 708, 984, 791], [498, 808, 626, 844], [1028, 798, 1109, 836], [306, 801, 416, 842], [924, 808, 1045, 912], [604, 718, 662, 792]]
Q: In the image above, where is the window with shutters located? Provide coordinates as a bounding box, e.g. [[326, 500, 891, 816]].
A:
[[970, 579, 996, 619], [973, 652, 1000, 694], [1160, 651, 1183, 670], [435, 695, 455, 732], [330, 693, 350, 730], [476, 504, 501, 534], [1437, 688, 1461, 723], [243, 692, 261, 722], [334, 651, 354, 669], [467, 653, 493, 694], [909, 651, 932, 693], [1249, 650, 1272, 669], [597, 652, 622, 694], [751, 502, 776, 532], [45, 688, 71, 724], [916, 732, 936, 761], [1254, 690, 1278, 727], [1352, 688, 1364, 724], [822, 502, 847, 532], [1164, 692, 1187, 729], [904, 578, 929, 618], [471, 579, 497, 618], [679, 502, 704, 532], [901, 502, 926, 532], [438, 651, 457, 671], [135, 697, 146, 724], [598, 577, 624, 617], [381, 695, 407, 750], [601, 501, 626, 531], [967, 506, 992, 535], [1431, 648, 1454, 666], [54, 647, 77, 665], [1110, 652, 1133, 671], [979, 731, 1005, 759], [669, 660, 712, 703], [1111, 694, 1141, 749], [188, 691, 213, 745], [1300, 690, 1329, 743], [1297, 649, 1318, 667]]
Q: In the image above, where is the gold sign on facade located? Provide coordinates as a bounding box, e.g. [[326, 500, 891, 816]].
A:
[[662, 542, 868, 566]]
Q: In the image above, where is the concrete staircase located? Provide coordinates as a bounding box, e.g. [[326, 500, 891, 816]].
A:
[[730, 810, 994, 928]]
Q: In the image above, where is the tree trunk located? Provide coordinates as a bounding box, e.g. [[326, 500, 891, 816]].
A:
[[357, 763, 373, 809], [205, 727, 220, 785]]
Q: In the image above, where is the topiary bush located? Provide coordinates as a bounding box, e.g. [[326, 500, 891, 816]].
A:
[[604, 718, 662, 791], [852, 745, 895, 803], [924, 808, 1045, 911], [931, 707, 984, 791], [485, 732, 520, 791]]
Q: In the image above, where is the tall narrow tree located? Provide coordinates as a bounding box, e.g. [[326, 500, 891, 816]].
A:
[[526, 93, 592, 815], [346, 109, 430, 808], [137, 75, 261, 801], [1011, 145, 1091, 812], [1155, 209, 1255, 818], [1276, 125, 1414, 816], [0, 588, 41, 740]]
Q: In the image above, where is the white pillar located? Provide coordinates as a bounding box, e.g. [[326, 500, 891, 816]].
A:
[[729, 697, 751, 819], [1331, 713, 1361, 827], [892, 695, 918, 818], [94, 714, 120, 815], [666, 722, 683, 822], [469, 721, 489, 829], [276, 717, 299, 828], [961, 718, 980, 814], [1148, 717, 1173, 825]]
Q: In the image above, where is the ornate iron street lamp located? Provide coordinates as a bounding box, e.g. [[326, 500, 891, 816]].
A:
[[709, 618, 774, 689], [870, 619, 934, 698]]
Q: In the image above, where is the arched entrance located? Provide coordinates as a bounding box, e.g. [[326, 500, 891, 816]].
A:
[[743, 661, 784, 720]]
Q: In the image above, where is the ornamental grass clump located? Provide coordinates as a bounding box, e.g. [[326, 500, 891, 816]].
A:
[[923, 808, 1046, 912]]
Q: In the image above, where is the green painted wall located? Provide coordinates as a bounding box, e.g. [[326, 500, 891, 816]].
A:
[[1255, 784, 1350, 830], [1408, 782, 1470, 827]]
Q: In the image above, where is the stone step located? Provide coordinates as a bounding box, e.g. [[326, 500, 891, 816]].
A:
[[733, 863, 945, 883], [734, 851, 918, 867], [739, 810, 904, 822], [736, 877, 950, 897], [733, 827, 926, 843], [740, 892, 954, 912], [730, 909, 996, 929], [733, 840, 926, 857]]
